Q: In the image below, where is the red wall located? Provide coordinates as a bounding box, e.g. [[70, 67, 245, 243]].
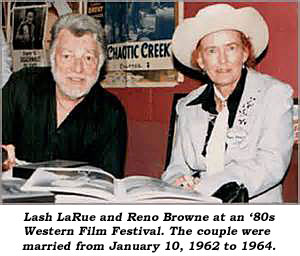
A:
[[107, 2, 298, 201]]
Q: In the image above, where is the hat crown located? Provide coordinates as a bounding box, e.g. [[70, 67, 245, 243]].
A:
[[196, 4, 235, 18]]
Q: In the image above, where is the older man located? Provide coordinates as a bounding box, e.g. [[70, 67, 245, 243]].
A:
[[2, 14, 127, 178]]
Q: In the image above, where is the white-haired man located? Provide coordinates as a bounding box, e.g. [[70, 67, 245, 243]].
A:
[[2, 14, 127, 178]]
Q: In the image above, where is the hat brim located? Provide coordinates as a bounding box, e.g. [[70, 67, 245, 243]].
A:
[[172, 6, 269, 70]]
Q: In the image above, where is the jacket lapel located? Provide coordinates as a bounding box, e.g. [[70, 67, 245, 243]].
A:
[[184, 103, 208, 169], [225, 69, 267, 161]]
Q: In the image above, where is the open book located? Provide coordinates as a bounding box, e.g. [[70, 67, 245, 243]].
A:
[[21, 166, 220, 203], [2, 178, 54, 204], [13, 159, 88, 179]]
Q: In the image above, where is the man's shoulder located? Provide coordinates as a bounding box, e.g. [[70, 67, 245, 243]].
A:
[[4, 66, 53, 91], [15, 66, 51, 76], [92, 85, 125, 112], [11, 66, 52, 83]]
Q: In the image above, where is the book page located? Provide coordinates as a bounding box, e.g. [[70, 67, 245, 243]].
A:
[[55, 194, 108, 204], [1, 178, 54, 203], [21, 167, 115, 201], [120, 176, 220, 203], [14, 159, 89, 169]]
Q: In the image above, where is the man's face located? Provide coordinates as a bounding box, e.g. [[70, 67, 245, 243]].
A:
[[197, 30, 248, 89], [52, 29, 101, 100], [26, 12, 34, 24]]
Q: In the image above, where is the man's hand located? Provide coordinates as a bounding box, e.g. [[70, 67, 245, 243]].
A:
[[174, 175, 200, 191], [1, 144, 16, 171]]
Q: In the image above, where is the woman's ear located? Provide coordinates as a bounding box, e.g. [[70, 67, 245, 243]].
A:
[[192, 48, 204, 70], [196, 55, 205, 71], [242, 48, 249, 63]]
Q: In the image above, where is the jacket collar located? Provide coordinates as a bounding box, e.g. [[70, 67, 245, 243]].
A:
[[187, 68, 247, 107], [187, 68, 247, 127]]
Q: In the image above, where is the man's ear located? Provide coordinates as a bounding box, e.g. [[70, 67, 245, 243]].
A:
[[98, 53, 105, 71]]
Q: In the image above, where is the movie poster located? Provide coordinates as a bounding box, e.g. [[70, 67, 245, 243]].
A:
[[98, 1, 179, 88], [11, 5, 48, 71], [85, 1, 105, 27]]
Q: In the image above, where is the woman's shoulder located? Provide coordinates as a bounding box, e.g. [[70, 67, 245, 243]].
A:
[[176, 85, 208, 112], [248, 69, 293, 95]]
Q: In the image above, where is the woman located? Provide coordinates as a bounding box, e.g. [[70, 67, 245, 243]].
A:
[[161, 4, 294, 203]]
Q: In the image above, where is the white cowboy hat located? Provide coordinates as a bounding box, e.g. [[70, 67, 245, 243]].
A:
[[172, 4, 269, 70]]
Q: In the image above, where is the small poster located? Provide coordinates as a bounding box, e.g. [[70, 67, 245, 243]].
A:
[[86, 1, 105, 27], [11, 5, 48, 71]]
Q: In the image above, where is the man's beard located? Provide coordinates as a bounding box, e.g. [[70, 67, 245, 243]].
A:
[[51, 65, 100, 100]]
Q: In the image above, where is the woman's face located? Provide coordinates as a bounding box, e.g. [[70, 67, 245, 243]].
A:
[[197, 30, 248, 90]]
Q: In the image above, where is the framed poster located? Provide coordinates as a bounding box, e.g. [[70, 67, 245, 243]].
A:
[[84, 1, 183, 88], [11, 4, 48, 71], [12, 6, 47, 50]]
